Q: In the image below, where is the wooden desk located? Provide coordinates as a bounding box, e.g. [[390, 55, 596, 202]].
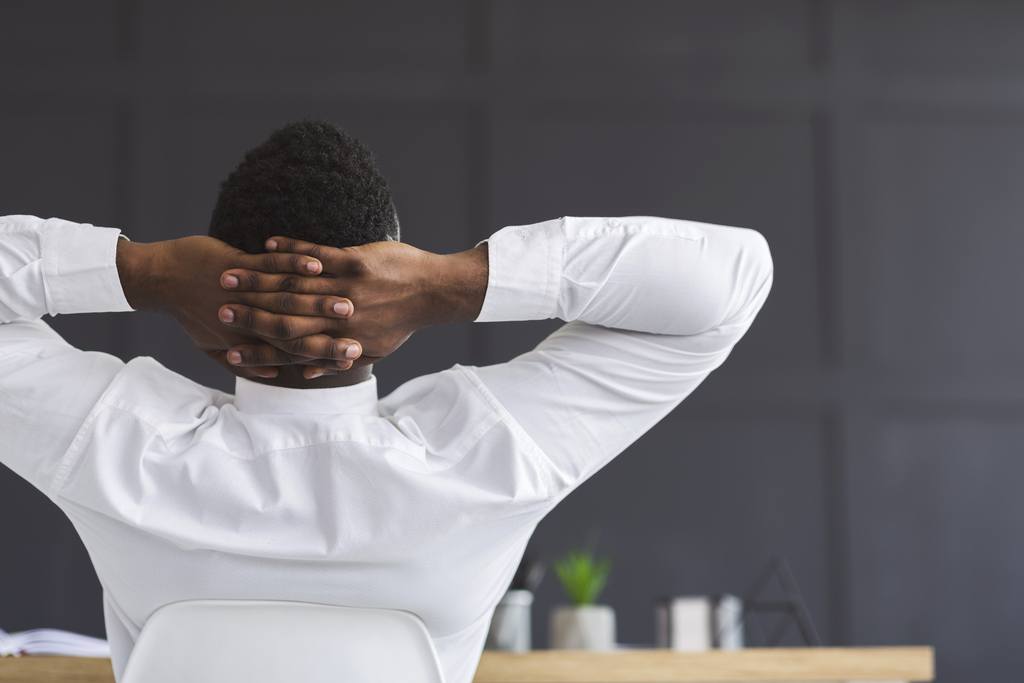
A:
[[0, 647, 934, 683]]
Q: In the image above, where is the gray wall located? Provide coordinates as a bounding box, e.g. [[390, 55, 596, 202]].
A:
[[2, 1, 1023, 681]]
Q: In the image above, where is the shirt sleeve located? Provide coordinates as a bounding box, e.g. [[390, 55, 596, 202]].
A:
[[0, 215, 130, 494], [469, 216, 773, 494]]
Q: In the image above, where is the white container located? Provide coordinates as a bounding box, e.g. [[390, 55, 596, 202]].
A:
[[656, 597, 712, 651], [486, 590, 534, 652], [549, 605, 616, 650], [655, 595, 744, 651]]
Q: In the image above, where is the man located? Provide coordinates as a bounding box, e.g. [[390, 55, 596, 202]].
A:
[[0, 121, 772, 683]]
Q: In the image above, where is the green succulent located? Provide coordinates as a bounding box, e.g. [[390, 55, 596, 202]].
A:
[[554, 550, 612, 606]]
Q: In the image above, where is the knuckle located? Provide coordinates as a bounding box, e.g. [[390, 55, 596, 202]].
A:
[[253, 346, 275, 363], [245, 272, 261, 290], [241, 307, 257, 329], [278, 276, 298, 292], [277, 292, 294, 312], [259, 254, 277, 271], [273, 317, 294, 339], [284, 337, 310, 356], [347, 257, 368, 277]]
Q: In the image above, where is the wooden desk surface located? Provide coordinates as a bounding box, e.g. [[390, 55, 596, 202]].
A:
[[0, 647, 934, 683]]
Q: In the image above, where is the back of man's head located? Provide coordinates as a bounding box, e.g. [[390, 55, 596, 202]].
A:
[[209, 121, 399, 252]]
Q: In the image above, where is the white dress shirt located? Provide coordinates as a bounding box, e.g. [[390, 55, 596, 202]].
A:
[[0, 214, 771, 683]]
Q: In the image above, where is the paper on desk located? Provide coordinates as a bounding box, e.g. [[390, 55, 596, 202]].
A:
[[0, 628, 109, 657]]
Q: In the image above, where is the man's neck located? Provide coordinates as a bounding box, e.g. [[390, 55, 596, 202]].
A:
[[246, 364, 374, 389]]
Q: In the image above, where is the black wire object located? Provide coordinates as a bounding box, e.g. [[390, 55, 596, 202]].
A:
[[718, 556, 822, 647]]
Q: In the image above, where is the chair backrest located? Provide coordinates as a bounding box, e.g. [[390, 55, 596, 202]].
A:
[[120, 600, 446, 683]]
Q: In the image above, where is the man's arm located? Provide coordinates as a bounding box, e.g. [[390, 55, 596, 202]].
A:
[[218, 216, 772, 493], [0, 215, 346, 492], [469, 216, 772, 490], [0, 215, 131, 491]]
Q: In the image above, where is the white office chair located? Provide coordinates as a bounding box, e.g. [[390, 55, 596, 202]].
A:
[[120, 600, 446, 683]]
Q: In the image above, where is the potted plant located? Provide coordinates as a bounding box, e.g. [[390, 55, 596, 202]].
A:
[[550, 549, 615, 650]]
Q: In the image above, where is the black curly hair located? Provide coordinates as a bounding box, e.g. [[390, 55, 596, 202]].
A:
[[209, 121, 399, 253]]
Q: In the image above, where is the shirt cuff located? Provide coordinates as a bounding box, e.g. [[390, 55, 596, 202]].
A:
[[475, 218, 565, 323], [40, 218, 134, 315]]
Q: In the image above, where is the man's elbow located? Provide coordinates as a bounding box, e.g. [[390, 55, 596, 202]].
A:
[[744, 228, 774, 287], [710, 227, 773, 332], [738, 227, 774, 316], [669, 225, 774, 335]]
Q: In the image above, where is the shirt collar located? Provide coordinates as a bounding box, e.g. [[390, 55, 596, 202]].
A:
[[233, 375, 380, 416]]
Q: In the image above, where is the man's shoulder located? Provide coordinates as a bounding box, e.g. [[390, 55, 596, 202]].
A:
[[378, 364, 487, 416], [98, 356, 230, 422], [377, 364, 564, 501], [378, 365, 497, 440], [377, 366, 517, 456]]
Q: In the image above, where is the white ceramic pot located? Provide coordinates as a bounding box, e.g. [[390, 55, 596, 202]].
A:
[[549, 605, 616, 650]]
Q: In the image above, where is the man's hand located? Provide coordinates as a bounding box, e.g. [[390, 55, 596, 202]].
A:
[[216, 236, 489, 379], [116, 236, 363, 379]]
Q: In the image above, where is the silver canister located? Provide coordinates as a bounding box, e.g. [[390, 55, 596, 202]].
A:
[[485, 589, 534, 652]]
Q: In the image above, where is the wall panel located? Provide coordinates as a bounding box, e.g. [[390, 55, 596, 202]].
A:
[[850, 1, 1024, 75], [0, 1, 122, 65], [846, 116, 1024, 374], [138, 0, 470, 70], [491, 0, 814, 71], [846, 414, 1024, 681]]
